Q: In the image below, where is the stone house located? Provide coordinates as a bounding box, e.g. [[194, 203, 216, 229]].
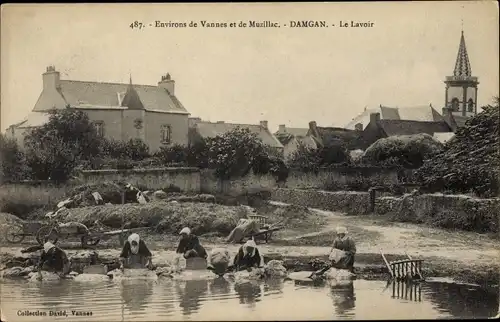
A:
[[274, 125, 317, 162], [360, 112, 453, 146], [188, 118, 284, 157], [5, 66, 190, 152]]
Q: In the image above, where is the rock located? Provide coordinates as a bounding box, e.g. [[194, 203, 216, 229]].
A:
[[69, 250, 99, 263], [156, 266, 173, 278], [324, 267, 355, 280], [208, 248, 231, 274], [27, 271, 61, 282], [153, 190, 168, 200], [263, 260, 288, 278], [1, 266, 34, 279]]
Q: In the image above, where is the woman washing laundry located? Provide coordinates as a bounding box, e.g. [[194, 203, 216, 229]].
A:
[[37, 242, 71, 278], [119, 233, 153, 270], [176, 227, 207, 259], [310, 226, 357, 279], [330, 226, 356, 272], [232, 239, 264, 272]]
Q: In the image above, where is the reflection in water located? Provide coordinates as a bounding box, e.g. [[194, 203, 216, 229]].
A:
[[264, 279, 285, 294], [424, 282, 499, 319], [2, 278, 498, 320], [175, 279, 209, 315], [121, 279, 154, 312], [330, 281, 356, 317], [391, 281, 422, 302], [209, 277, 231, 296], [234, 280, 262, 307]]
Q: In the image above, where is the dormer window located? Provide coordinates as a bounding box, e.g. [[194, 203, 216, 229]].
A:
[[117, 92, 126, 106]]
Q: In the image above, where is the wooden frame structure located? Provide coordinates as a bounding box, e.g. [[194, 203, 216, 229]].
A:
[[381, 250, 424, 282]]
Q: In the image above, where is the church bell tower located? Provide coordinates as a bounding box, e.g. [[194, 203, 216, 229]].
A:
[[444, 30, 479, 117]]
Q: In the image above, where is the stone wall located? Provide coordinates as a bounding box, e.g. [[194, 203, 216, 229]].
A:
[[200, 167, 401, 195], [271, 188, 371, 215], [80, 167, 200, 192]]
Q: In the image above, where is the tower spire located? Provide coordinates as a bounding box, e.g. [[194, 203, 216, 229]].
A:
[[453, 30, 472, 77]]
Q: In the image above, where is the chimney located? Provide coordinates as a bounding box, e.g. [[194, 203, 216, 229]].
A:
[[43, 65, 60, 90], [260, 120, 268, 130], [354, 123, 363, 131], [370, 113, 381, 124], [279, 124, 286, 132], [158, 73, 175, 95]]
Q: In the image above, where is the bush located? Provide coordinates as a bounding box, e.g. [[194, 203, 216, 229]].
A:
[[360, 134, 444, 169], [0, 135, 30, 182], [153, 144, 188, 165], [415, 101, 499, 198], [100, 138, 150, 161]]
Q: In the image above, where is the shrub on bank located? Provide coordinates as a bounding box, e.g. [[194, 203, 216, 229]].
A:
[[415, 102, 500, 198]]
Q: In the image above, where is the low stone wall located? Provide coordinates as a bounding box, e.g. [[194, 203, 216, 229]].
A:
[[374, 193, 499, 233], [271, 188, 371, 215], [80, 167, 201, 192], [200, 169, 276, 195]]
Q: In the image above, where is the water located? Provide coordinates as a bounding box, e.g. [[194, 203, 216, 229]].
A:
[[1, 277, 498, 321]]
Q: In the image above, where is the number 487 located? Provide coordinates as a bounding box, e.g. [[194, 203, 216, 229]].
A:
[[130, 21, 143, 29]]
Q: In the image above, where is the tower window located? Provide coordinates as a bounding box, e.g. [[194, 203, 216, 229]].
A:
[[92, 121, 105, 137], [161, 125, 171, 144], [467, 99, 474, 113], [451, 98, 459, 111]]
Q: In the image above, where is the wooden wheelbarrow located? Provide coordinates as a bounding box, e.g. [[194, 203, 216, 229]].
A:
[[247, 214, 284, 244]]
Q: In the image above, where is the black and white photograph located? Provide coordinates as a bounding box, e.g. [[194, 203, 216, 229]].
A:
[[0, 2, 499, 321]]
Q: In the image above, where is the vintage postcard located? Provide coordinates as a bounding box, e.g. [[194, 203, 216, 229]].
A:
[[1, 2, 499, 321]]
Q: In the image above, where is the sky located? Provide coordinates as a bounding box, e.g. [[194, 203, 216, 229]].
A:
[[1, 2, 499, 132]]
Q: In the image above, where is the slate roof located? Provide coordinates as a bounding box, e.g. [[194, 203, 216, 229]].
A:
[[313, 126, 367, 150], [194, 121, 284, 148], [378, 120, 452, 136], [275, 133, 295, 146], [43, 80, 188, 114], [275, 127, 309, 137], [344, 105, 445, 130]]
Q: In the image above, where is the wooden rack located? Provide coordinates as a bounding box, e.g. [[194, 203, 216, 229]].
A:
[[380, 250, 424, 281]]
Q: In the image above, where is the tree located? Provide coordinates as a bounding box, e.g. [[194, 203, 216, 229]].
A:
[[288, 140, 351, 172], [23, 108, 101, 182]]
